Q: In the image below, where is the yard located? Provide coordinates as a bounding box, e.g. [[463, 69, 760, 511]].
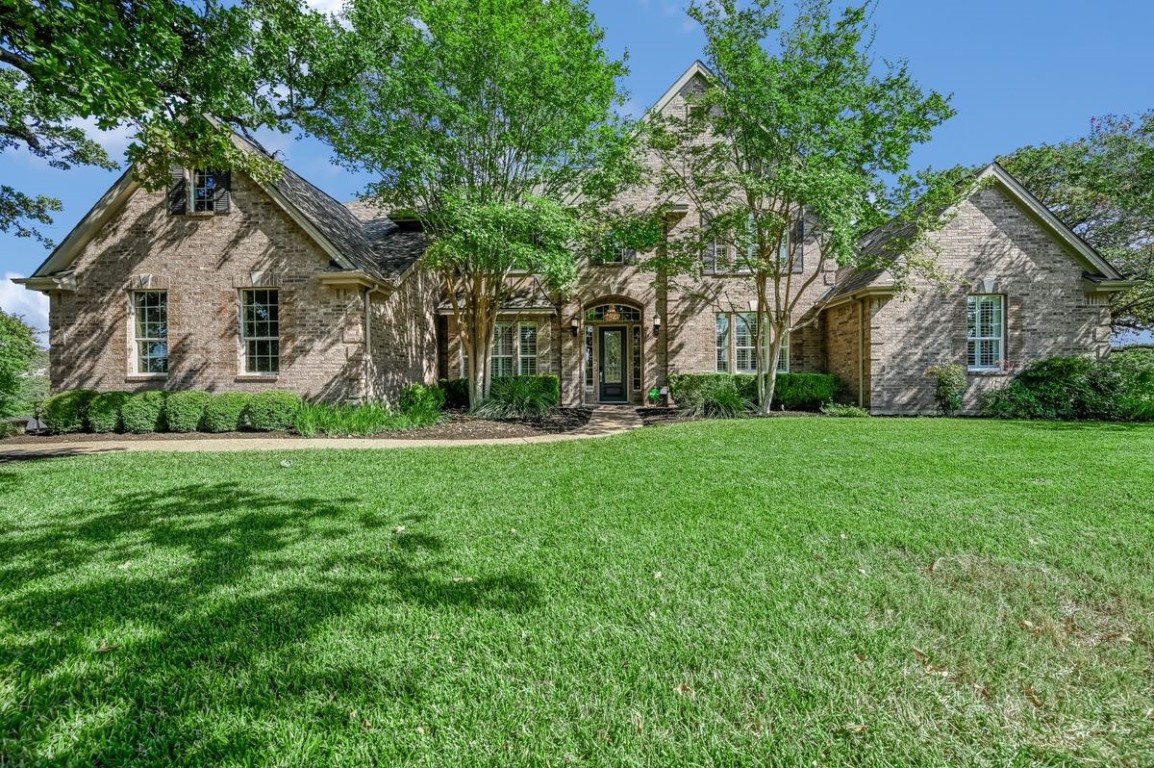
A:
[[1, 419, 1152, 766]]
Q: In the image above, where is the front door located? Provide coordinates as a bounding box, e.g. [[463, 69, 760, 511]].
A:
[[598, 326, 628, 402]]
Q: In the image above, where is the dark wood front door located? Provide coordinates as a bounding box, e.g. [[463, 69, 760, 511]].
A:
[[598, 326, 628, 402]]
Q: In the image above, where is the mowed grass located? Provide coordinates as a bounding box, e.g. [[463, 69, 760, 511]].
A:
[[1, 419, 1153, 767]]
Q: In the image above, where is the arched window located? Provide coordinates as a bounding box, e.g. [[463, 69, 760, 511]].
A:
[[584, 303, 641, 323]]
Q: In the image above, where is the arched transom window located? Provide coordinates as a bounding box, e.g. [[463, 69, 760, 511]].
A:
[[585, 303, 641, 323]]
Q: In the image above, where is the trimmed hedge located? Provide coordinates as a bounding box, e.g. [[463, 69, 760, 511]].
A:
[[669, 372, 840, 413], [245, 391, 303, 431], [982, 352, 1154, 421], [120, 390, 167, 433], [43, 389, 97, 434], [166, 391, 212, 432], [87, 391, 131, 433], [202, 392, 253, 433]]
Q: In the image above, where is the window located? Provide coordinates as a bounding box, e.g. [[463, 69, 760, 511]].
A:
[[191, 169, 219, 213], [489, 321, 538, 378], [632, 326, 642, 391], [585, 304, 641, 323], [967, 294, 1004, 371], [518, 323, 538, 376], [132, 291, 168, 374], [715, 312, 789, 374], [585, 326, 594, 387], [241, 289, 280, 374]]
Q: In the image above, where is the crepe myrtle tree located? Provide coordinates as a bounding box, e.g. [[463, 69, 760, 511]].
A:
[[650, 0, 963, 413], [0, 0, 348, 242], [298, 0, 645, 407]]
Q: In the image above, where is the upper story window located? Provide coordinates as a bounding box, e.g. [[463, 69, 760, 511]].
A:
[[967, 294, 1004, 371], [702, 214, 804, 276], [132, 291, 168, 375], [240, 289, 280, 375], [595, 233, 638, 266], [169, 166, 231, 215]]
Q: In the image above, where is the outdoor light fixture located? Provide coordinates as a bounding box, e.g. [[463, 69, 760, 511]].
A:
[[653, 316, 662, 336], [570, 318, 580, 337]]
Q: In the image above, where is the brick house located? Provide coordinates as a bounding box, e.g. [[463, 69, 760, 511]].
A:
[[14, 63, 1133, 414]]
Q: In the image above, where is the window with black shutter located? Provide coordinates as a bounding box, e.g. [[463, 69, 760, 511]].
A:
[[169, 168, 231, 215]]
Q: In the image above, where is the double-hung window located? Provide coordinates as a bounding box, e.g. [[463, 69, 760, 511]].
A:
[[191, 169, 218, 213], [132, 291, 168, 374], [967, 295, 1004, 371], [490, 321, 540, 378], [491, 324, 515, 378], [241, 289, 280, 374], [518, 323, 538, 376]]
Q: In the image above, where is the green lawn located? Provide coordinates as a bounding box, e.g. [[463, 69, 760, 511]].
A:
[[1, 419, 1153, 767]]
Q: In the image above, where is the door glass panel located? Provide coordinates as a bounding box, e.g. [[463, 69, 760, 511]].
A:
[[603, 330, 623, 383]]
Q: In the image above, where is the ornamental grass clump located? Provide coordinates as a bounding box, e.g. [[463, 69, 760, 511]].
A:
[[294, 402, 411, 437], [472, 375, 559, 420]]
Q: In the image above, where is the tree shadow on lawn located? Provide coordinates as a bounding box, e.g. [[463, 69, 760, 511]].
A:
[[0, 481, 539, 764], [1017, 420, 1153, 433]]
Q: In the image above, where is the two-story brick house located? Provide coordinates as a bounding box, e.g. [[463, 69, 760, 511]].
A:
[[14, 63, 1133, 414]]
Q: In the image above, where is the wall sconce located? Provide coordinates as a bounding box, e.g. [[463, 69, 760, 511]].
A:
[[653, 316, 662, 337], [570, 318, 580, 337]]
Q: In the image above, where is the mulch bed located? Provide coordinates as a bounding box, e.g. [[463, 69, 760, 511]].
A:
[[637, 406, 820, 427], [0, 409, 595, 444]]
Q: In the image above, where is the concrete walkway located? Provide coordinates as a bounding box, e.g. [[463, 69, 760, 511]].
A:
[[0, 406, 644, 461]]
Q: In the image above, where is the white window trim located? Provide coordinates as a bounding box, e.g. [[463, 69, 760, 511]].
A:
[[468, 321, 540, 379], [129, 290, 169, 378], [239, 288, 281, 377], [518, 322, 538, 376], [187, 168, 218, 215], [715, 312, 789, 374], [967, 294, 1005, 372]]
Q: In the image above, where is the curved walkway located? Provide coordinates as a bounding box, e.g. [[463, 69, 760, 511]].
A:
[[0, 407, 644, 461]]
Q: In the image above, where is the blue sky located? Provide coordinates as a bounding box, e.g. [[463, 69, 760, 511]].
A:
[[3, 0, 1153, 338]]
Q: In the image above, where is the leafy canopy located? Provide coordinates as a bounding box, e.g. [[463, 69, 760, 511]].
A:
[[0, 309, 38, 418], [0, 0, 338, 242], [998, 111, 1154, 331]]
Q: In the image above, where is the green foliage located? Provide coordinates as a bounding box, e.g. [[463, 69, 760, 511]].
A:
[[439, 378, 470, 409], [120, 390, 167, 434], [926, 363, 967, 416], [981, 354, 1154, 421], [245, 391, 304, 432], [0, 309, 38, 417], [668, 374, 753, 419], [398, 383, 446, 425], [165, 391, 213, 433], [86, 392, 131, 433], [820, 402, 871, 417], [0, 0, 329, 241], [473, 376, 561, 420], [670, 373, 839, 414], [293, 402, 412, 437], [42, 389, 97, 434], [998, 111, 1153, 331], [202, 393, 253, 433], [769, 373, 842, 411]]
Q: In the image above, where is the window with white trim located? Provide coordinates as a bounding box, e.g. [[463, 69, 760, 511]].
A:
[[240, 289, 280, 374], [490, 321, 539, 378], [132, 291, 168, 374], [967, 295, 1004, 371], [492, 323, 515, 378], [714, 312, 789, 374], [191, 169, 219, 213], [518, 323, 538, 376]]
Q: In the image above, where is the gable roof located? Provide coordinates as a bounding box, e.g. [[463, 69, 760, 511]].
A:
[[644, 60, 716, 120], [18, 135, 426, 289], [825, 163, 1132, 305]]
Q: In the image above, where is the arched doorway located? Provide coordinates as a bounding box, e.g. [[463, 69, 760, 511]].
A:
[[582, 300, 643, 404]]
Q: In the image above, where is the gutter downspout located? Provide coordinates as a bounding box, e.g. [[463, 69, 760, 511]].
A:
[[857, 298, 865, 408]]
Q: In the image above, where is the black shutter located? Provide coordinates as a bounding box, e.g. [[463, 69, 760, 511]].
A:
[[791, 217, 805, 273], [168, 166, 186, 215], [213, 170, 232, 214], [623, 248, 638, 265]]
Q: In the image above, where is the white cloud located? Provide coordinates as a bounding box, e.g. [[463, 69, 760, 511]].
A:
[[305, 0, 345, 14], [0, 273, 50, 344], [72, 117, 134, 158]]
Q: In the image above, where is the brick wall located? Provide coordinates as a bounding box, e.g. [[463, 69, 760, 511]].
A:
[[867, 186, 1112, 415]]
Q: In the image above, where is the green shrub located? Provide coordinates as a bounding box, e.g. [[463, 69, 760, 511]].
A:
[[245, 391, 303, 431], [166, 391, 212, 432], [926, 363, 966, 416], [473, 375, 560, 420], [820, 401, 871, 417], [120, 390, 167, 433], [440, 378, 470, 409], [202, 392, 252, 433], [668, 373, 752, 419], [43, 389, 97, 434], [980, 354, 1154, 421], [294, 402, 411, 437], [87, 391, 131, 433], [399, 383, 446, 425], [1108, 348, 1154, 421], [769, 373, 841, 411]]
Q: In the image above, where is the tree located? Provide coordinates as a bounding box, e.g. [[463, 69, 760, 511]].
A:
[[0, 0, 340, 243], [0, 309, 38, 417], [299, 0, 642, 407], [998, 111, 1154, 332], [649, 0, 959, 413]]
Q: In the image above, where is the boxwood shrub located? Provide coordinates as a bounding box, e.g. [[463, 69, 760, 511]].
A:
[[245, 391, 303, 431], [166, 391, 213, 432], [202, 392, 252, 433], [669, 372, 840, 414], [120, 390, 167, 433], [43, 389, 98, 434], [87, 391, 131, 433]]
